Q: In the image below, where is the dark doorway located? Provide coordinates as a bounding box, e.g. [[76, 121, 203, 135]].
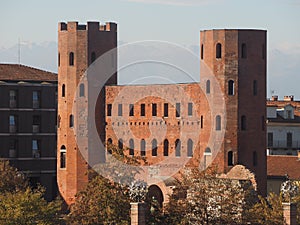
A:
[[147, 185, 164, 208]]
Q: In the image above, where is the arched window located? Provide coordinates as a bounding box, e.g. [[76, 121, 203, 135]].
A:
[[175, 139, 181, 157], [228, 151, 233, 166], [62, 84, 65, 97], [163, 139, 169, 156], [69, 52, 74, 66], [79, 83, 85, 97], [253, 151, 258, 166], [57, 115, 61, 128], [58, 53, 60, 67], [187, 139, 193, 157], [91, 52, 96, 63], [118, 139, 123, 150], [201, 115, 203, 129], [60, 145, 66, 168], [152, 139, 157, 156], [206, 80, 210, 94], [204, 147, 212, 155], [204, 147, 212, 169], [241, 115, 246, 131], [107, 138, 113, 145], [216, 43, 222, 59], [69, 114, 74, 127], [253, 80, 257, 96], [141, 139, 146, 156], [241, 43, 247, 58], [216, 115, 221, 131], [107, 138, 113, 154], [228, 80, 234, 95], [129, 139, 134, 156], [201, 44, 204, 59]]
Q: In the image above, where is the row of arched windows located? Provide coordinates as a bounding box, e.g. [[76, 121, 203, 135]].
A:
[[59, 145, 256, 169], [200, 42, 265, 60], [58, 52, 97, 67], [107, 138, 194, 157]]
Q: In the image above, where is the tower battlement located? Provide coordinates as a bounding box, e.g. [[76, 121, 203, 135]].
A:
[[58, 21, 117, 32]]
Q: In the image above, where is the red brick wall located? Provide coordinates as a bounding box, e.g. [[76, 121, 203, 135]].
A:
[[105, 83, 203, 168], [200, 29, 267, 196], [57, 22, 117, 205]]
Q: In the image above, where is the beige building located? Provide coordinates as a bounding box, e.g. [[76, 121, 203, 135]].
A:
[[267, 96, 300, 156]]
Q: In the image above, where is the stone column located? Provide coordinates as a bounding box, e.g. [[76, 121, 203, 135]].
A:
[[283, 202, 297, 225], [131, 202, 146, 225]]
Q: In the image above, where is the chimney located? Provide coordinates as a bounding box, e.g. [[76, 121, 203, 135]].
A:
[[284, 95, 294, 101], [271, 95, 278, 101]]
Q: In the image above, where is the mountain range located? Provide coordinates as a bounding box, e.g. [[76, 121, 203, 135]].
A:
[[0, 41, 299, 99]]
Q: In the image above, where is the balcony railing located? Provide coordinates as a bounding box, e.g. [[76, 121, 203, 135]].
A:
[[32, 100, 40, 109], [9, 125, 16, 133], [32, 125, 40, 133], [9, 149, 17, 158], [267, 140, 300, 149], [9, 100, 17, 108]]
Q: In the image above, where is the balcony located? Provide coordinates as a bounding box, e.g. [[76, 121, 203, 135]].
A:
[[32, 100, 40, 109], [267, 140, 300, 149], [9, 125, 16, 133], [32, 125, 40, 133], [32, 151, 40, 158], [9, 149, 17, 158], [9, 100, 17, 108]]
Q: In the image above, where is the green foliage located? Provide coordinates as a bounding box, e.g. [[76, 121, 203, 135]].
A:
[[0, 187, 62, 225], [0, 161, 62, 225], [66, 175, 131, 225], [247, 193, 284, 225]]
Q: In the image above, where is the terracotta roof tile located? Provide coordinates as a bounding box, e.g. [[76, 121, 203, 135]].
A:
[[0, 64, 57, 82], [267, 155, 300, 180]]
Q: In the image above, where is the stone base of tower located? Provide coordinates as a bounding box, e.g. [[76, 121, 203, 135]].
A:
[[130, 202, 147, 225]]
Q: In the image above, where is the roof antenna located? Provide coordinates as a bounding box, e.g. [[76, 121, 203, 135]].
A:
[[18, 38, 21, 66]]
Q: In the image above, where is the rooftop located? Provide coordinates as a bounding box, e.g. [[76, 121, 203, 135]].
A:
[[267, 155, 300, 180], [0, 64, 57, 82]]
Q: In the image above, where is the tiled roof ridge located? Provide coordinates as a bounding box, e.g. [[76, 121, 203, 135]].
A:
[[0, 63, 57, 82]]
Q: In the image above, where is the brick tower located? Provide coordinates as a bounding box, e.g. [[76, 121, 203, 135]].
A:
[[200, 29, 267, 195], [57, 21, 117, 205]]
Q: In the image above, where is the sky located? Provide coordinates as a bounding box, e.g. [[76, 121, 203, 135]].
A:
[[0, 0, 300, 98], [1, 0, 299, 48]]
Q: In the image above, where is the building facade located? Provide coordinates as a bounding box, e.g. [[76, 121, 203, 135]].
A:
[[267, 96, 300, 156], [57, 21, 267, 205], [0, 64, 57, 201]]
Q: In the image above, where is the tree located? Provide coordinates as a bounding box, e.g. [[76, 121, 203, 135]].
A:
[[0, 160, 27, 192], [164, 167, 258, 225], [0, 160, 63, 225], [66, 175, 131, 225], [0, 187, 62, 225], [247, 193, 284, 225]]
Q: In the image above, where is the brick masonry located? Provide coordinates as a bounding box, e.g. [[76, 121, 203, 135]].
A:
[[57, 22, 267, 205]]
